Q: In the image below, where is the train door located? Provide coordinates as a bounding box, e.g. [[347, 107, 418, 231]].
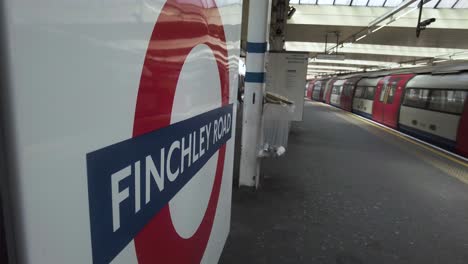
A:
[[342, 81, 356, 112], [325, 80, 336, 104], [311, 81, 317, 99], [339, 83, 347, 110], [314, 81, 322, 100], [374, 75, 413, 128], [312, 82, 322, 100], [310, 81, 317, 99], [382, 74, 414, 128], [306, 81, 313, 98], [345, 82, 353, 111], [455, 93, 468, 156], [322, 82, 329, 102], [338, 85, 344, 107], [317, 81, 325, 101], [383, 78, 401, 128], [372, 77, 389, 124], [322, 79, 333, 102], [325, 85, 332, 104]]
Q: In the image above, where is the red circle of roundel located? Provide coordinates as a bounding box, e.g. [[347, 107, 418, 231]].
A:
[[132, 0, 229, 263]]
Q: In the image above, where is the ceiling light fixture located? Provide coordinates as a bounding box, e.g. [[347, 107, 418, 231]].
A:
[[355, 34, 367, 42], [325, 0, 425, 54], [371, 24, 386, 33]]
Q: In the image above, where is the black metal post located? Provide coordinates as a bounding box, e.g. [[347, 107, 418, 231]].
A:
[[416, 0, 423, 38]]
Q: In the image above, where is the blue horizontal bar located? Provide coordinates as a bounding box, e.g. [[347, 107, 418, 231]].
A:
[[399, 124, 456, 151], [245, 72, 265, 83], [246, 42, 267, 53], [352, 110, 372, 120]]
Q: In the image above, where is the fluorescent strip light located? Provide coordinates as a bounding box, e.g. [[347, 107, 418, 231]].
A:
[[433, 59, 449, 63], [308, 65, 362, 71], [371, 24, 386, 33], [309, 59, 397, 67], [355, 34, 367, 42]]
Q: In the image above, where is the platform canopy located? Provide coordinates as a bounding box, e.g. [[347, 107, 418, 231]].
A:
[[290, 0, 468, 8], [241, 0, 468, 78], [288, 0, 468, 78]]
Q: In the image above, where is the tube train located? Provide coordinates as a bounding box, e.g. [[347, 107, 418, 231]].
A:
[[306, 61, 468, 158]]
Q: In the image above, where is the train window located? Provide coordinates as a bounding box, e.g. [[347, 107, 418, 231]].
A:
[[343, 85, 351, 97], [365, 86, 375, 100], [428, 90, 467, 115], [315, 84, 320, 93], [386, 82, 397, 104], [428, 90, 447, 112], [379, 84, 389, 102], [403, 88, 430, 108], [332, 86, 339, 94], [332, 85, 343, 95], [348, 85, 354, 96], [355, 87, 364, 98], [349, 84, 355, 97]]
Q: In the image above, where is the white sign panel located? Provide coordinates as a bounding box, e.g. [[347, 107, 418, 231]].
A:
[[1, 0, 242, 263], [265, 52, 309, 121]]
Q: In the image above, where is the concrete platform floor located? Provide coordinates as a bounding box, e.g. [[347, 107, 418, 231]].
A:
[[220, 101, 468, 264]]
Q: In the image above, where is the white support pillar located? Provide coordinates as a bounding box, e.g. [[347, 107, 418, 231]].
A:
[[239, 0, 271, 188]]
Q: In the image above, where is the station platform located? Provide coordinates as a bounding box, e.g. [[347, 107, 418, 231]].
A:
[[221, 100, 468, 264]]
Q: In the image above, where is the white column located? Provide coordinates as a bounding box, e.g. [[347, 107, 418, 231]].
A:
[[239, 0, 271, 188]]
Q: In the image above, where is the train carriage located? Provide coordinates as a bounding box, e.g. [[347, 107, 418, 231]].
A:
[[399, 73, 468, 156]]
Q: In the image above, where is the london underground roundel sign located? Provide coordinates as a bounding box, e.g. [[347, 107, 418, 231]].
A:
[[86, 1, 232, 263]]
